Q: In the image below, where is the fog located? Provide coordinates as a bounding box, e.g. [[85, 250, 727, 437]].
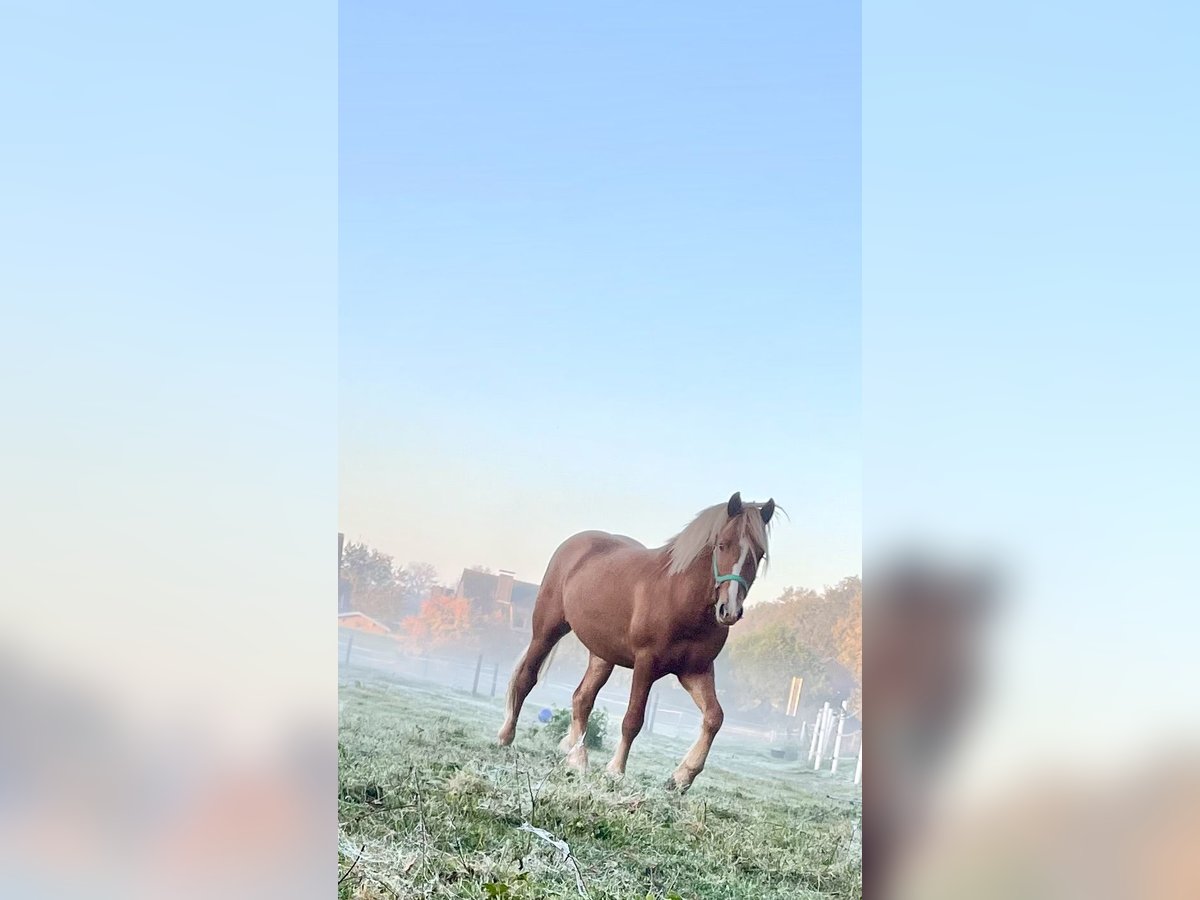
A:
[[336, 627, 809, 749]]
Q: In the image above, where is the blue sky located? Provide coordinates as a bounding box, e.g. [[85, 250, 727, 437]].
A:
[[339, 3, 861, 597], [2, 0, 337, 750], [865, 0, 1200, 790]]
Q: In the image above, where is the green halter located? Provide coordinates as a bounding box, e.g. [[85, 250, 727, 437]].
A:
[[712, 552, 751, 590]]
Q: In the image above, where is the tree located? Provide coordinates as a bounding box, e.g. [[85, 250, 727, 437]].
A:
[[340, 541, 404, 624], [397, 561, 439, 607], [401, 594, 474, 650], [830, 576, 862, 715], [340, 541, 397, 595], [339, 540, 440, 628], [728, 622, 830, 708], [724, 575, 862, 715]]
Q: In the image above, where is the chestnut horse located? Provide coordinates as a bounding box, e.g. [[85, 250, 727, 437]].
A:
[[498, 492, 777, 792]]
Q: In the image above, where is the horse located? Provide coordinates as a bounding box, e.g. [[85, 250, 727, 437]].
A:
[[497, 491, 777, 792]]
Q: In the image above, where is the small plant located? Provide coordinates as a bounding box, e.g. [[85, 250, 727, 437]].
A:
[[542, 706, 608, 749], [483, 872, 529, 897]]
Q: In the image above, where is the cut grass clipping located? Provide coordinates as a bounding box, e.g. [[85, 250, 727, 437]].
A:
[[339, 679, 861, 900]]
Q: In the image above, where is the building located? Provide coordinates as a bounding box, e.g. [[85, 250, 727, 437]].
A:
[[454, 568, 539, 630], [337, 611, 392, 635]]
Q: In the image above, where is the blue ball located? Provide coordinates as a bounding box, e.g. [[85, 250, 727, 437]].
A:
[[538, 707, 553, 723]]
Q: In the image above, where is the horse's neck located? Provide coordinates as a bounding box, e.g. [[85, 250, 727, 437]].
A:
[[667, 546, 715, 603]]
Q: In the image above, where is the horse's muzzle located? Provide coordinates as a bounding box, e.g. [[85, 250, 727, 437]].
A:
[[715, 603, 744, 626]]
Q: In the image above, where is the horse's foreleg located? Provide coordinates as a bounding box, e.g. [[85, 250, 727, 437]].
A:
[[667, 667, 723, 793], [561, 654, 615, 771], [606, 662, 655, 778]]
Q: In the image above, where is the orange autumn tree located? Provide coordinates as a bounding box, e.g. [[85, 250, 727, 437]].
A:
[[400, 593, 476, 650]]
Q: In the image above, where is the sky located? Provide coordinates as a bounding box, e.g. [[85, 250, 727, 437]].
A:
[[864, 0, 1200, 795], [339, 3, 861, 600], [2, 1, 337, 742]]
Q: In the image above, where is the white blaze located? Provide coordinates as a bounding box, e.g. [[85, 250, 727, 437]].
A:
[[725, 537, 752, 612]]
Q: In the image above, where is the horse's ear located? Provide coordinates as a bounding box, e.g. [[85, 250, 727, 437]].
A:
[[760, 498, 776, 525], [727, 492, 743, 517]]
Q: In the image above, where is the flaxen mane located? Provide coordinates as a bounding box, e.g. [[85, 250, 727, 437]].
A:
[[665, 502, 774, 576]]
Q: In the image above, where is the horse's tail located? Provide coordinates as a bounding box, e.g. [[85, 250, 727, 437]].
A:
[[539, 641, 561, 680]]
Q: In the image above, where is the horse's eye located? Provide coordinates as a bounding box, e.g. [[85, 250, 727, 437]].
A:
[[718, 542, 728, 551]]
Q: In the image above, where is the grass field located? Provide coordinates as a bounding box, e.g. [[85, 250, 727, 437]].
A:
[[338, 671, 861, 900]]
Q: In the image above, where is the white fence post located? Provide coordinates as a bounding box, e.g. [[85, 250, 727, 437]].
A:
[[853, 740, 863, 786], [807, 710, 822, 762], [813, 702, 831, 770], [830, 712, 846, 773]]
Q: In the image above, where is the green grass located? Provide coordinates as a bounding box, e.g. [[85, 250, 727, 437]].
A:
[[338, 673, 861, 900]]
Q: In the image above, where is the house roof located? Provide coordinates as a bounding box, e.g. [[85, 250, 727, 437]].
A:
[[337, 611, 391, 632], [457, 569, 540, 607]]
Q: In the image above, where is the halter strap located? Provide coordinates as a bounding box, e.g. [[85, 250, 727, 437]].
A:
[[712, 551, 751, 590]]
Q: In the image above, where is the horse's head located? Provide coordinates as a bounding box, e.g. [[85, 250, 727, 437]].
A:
[[712, 492, 775, 626]]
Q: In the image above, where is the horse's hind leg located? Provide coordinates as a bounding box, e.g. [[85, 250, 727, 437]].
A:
[[560, 653, 615, 771], [497, 606, 569, 746]]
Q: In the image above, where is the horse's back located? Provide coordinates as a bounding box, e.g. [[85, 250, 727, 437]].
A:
[[580, 530, 645, 552], [544, 530, 645, 580]]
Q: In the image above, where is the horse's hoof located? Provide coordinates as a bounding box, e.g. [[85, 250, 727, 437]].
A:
[[667, 772, 693, 794], [565, 752, 588, 773], [497, 727, 515, 746]]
